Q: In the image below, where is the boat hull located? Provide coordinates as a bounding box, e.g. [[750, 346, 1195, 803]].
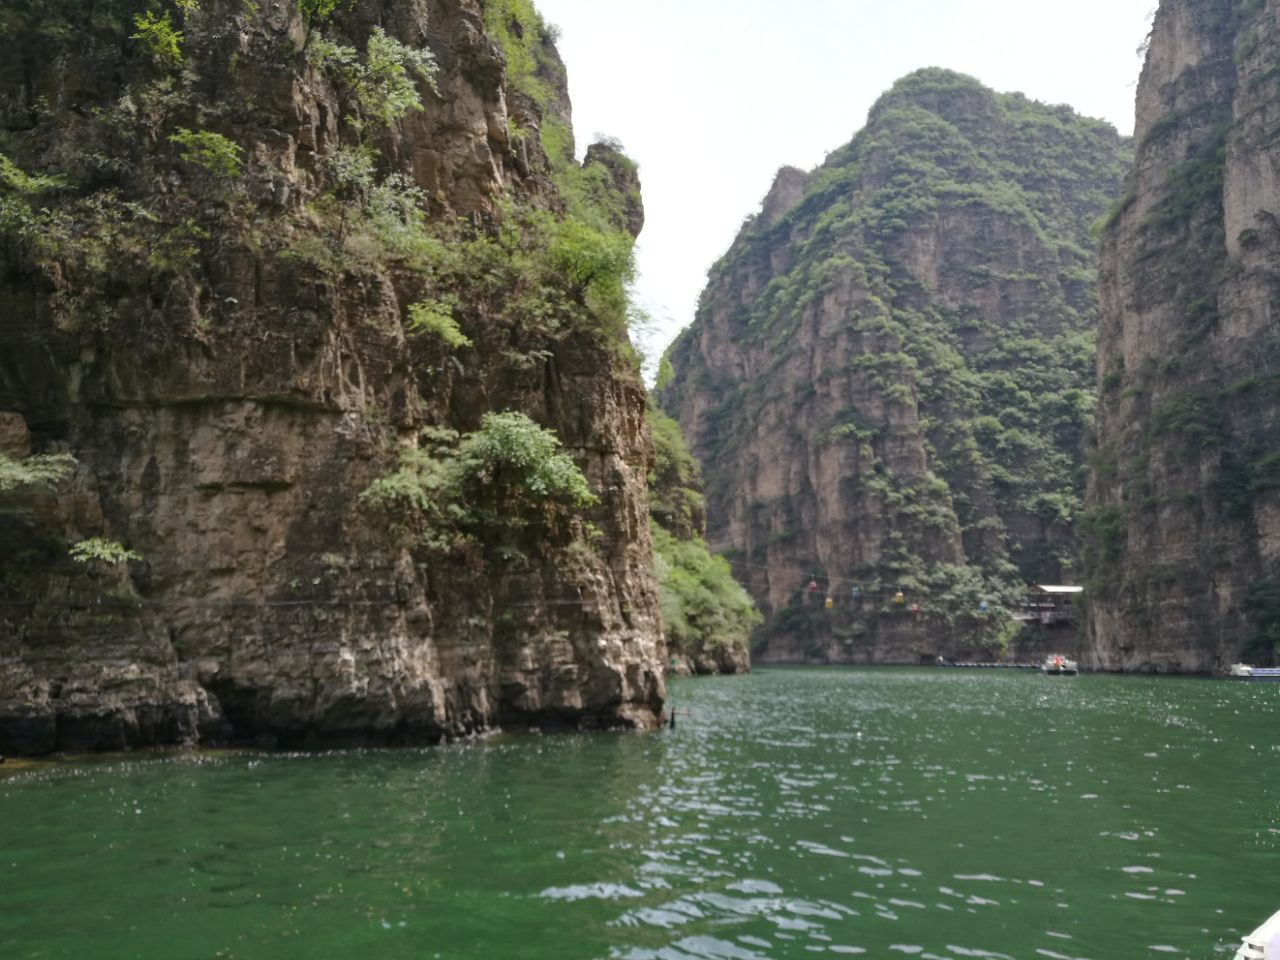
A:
[[1041, 655, 1079, 676]]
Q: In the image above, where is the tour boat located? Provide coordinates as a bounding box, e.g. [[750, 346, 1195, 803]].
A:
[[1233, 906, 1280, 959], [1229, 664, 1280, 680], [1041, 654, 1078, 675]]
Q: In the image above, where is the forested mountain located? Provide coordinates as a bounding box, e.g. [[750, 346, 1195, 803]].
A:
[[0, 0, 666, 754], [1087, 0, 1280, 672], [660, 69, 1131, 663]]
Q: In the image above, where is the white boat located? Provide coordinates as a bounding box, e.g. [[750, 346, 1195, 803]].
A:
[[1229, 664, 1280, 680], [1041, 654, 1078, 675], [1233, 907, 1280, 959]]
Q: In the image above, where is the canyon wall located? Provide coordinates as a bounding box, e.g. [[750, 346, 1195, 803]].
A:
[[660, 69, 1130, 663], [1088, 0, 1280, 671], [0, 0, 665, 754]]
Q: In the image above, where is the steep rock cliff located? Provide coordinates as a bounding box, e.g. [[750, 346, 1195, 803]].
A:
[[0, 0, 665, 755], [660, 70, 1130, 663], [1088, 0, 1280, 672]]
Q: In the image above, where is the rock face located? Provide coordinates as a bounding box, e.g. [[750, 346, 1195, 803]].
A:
[[0, 0, 665, 755], [1087, 0, 1280, 672], [660, 70, 1130, 664]]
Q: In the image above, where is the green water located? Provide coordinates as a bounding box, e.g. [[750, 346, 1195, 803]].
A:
[[1, 669, 1277, 960]]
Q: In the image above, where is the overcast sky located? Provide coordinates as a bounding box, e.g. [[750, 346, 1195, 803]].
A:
[[532, 0, 1157, 374]]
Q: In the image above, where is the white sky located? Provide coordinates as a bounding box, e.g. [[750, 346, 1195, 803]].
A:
[[533, 0, 1157, 373]]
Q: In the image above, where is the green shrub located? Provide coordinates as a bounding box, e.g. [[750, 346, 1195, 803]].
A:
[[311, 27, 439, 131], [361, 414, 595, 547], [359, 441, 467, 549], [408, 298, 470, 348], [545, 215, 633, 328], [326, 145, 377, 204], [131, 10, 184, 65], [357, 27, 439, 124], [647, 407, 705, 536], [0, 452, 76, 493], [70, 538, 142, 566], [457, 412, 595, 508], [0, 152, 66, 194], [169, 128, 244, 178], [652, 523, 761, 657]]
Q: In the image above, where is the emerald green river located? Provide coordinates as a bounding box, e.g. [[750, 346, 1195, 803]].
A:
[[1, 669, 1276, 959]]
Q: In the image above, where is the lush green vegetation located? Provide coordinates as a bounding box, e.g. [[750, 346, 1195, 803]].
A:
[[168, 128, 244, 179], [646, 408, 704, 539], [645, 405, 759, 664], [69, 538, 143, 566], [457, 412, 596, 508], [0, 142, 209, 327], [309, 26, 440, 132], [481, 0, 564, 108], [652, 523, 760, 663], [0, 153, 67, 195], [408, 299, 470, 349], [300, 0, 352, 47], [131, 9, 185, 65], [480, 0, 640, 354], [0, 452, 76, 494], [0, 0, 641, 362], [361, 413, 595, 552]]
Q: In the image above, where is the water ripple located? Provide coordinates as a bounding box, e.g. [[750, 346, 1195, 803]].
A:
[[1, 669, 1277, 959]]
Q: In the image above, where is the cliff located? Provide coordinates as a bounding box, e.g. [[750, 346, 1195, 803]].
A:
[[660, 70, 1131, 664], [0, 0, 666, 755], [1087, 0, 1280, 672]]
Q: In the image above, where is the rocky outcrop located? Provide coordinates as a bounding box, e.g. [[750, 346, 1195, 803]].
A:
[[667, 646, 750, 678], [0, 0, 665, 755], [660, 70, 1130, 664], [1087, 0, 1280, 672]]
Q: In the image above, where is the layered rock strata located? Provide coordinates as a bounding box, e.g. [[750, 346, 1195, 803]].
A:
[[1088, 0, 1280, 672], [0, 0, 665, 754], [661, 70, 1130, 663]]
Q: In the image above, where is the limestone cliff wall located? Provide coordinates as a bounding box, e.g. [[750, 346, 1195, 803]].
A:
[[1088, 0, 1280, 672], [0, 0, 665, 754], [661, 70, 1129, 664]]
